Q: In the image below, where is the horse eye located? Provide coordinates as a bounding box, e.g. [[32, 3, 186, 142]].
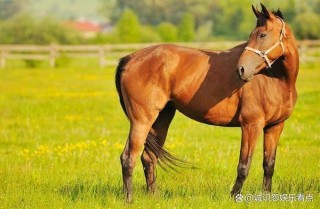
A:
[[260, 33, 266, 38]]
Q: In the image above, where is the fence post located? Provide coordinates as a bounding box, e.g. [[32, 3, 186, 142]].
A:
[[99, 46, 106, 68], [49, 45, 57, 68], [0, 48, 6, 68]]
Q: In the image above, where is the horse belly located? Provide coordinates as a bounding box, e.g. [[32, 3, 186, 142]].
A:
[[205, 105, 240, 126], [172, 97, 240, 127]]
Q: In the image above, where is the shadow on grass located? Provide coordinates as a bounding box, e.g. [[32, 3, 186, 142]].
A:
[[58, 180, 123, 203], [57, 174, 237, 203]]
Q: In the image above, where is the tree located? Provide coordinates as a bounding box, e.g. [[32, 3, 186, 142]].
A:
[[99, 0, 320, 41], [195, 20, 213, 41], [157, 22, 178, 42], [0, 15, 82, 44], [140, 25, 162, 43], [0, 0, 26, 20], [178, 13, 195, 42], [115, 9, 141, 43], [102, 0, 183, 25], [293, 12, 320, 39], [100, 0, 216, 27], [98, 0, 117, 23]]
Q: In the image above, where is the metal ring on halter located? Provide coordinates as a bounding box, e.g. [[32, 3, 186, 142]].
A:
[[244, 17, 286, 68]]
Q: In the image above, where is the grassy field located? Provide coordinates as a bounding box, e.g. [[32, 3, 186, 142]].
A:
[[0, 61, 319, 209]]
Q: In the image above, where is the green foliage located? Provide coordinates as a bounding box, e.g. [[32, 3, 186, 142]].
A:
[[102, 31, 121, 44], [113, 9, 162, 43], [157, 22, 178, 42], [0, 15, 82, 44], [0, 0, 25, 20], [106, 0, 216, 27], [196, 20, 213, 42], [27, 0, 103, 21], [107, 0, 184, 25], [293, 12, 320, 39], [115, 9, 141, 43], [178, 13, 195, 42], [140, 25, 162, 43], [100, 0, 320, 41], [1, 1, 320, 44]]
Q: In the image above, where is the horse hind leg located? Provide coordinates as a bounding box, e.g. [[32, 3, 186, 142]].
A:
[[120, 104, 160, 202], [141, 102, 176, 193]]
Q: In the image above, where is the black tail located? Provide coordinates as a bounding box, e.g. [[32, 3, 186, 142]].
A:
[[145, 133, 193, 173], [115, 56, 131, 117]]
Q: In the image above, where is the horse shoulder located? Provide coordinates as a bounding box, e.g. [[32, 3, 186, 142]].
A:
[[241, 77, 297, 125]]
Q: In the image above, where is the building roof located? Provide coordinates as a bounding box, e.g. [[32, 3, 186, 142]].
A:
[[64, 20, 101, 33]]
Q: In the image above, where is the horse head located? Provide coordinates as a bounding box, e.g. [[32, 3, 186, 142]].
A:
[[237, 3, 288, 82]]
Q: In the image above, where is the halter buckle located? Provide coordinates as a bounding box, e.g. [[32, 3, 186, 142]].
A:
[[260, 51, 266, 57]]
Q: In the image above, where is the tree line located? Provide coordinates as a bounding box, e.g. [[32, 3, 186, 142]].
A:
[[102, 0, 320, 41], [0, 0, 319, 45]]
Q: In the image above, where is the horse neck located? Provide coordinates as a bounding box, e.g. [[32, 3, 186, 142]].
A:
[[281, 35, 299, 89]]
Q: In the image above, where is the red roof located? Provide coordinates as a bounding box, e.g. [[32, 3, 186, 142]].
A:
[[64, 20, 101, 32]]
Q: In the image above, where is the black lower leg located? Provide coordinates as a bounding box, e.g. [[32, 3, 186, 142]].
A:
[[231, 162, 250, 196], [263, 159, 275, 192], [121, 152, 134, 202], [141, 150, 157, 192]]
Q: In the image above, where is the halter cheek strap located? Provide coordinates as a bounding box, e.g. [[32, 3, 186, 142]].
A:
[[245, 17, 286, 68]]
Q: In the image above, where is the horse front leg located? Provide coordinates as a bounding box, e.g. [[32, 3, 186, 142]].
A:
[[263, 122, 284, 192], [231, 120, 264, 197]]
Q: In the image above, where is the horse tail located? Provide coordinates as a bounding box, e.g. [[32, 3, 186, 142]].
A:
[[145, 132, 193, 173], [115, 56, 131, 118]]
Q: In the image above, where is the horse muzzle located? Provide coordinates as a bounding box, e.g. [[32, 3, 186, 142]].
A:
[[237, 66, 254, 82]]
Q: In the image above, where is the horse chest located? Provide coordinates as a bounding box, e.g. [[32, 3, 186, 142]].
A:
[[261, 87, 296, 124]]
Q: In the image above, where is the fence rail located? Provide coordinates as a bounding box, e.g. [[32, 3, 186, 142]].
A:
[[0, 40, 319, 68]]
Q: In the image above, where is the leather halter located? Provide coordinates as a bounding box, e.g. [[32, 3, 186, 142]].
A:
[[245, 17, 286, 68]]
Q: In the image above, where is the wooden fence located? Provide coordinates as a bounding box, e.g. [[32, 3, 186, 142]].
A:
[[0, 40, 319, 68]]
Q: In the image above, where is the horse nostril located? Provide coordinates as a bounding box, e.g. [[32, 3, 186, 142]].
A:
[[239, 66, 245, 75], [240, 67, 245, 74]]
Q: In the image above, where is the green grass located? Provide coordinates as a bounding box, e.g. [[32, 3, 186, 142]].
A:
[[0, 61, 319, 209]]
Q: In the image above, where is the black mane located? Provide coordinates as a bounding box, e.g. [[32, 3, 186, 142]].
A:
[[273, 9, 284, 19]]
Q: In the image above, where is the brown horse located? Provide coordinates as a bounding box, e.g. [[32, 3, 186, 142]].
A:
[[115, 4, 299, 202]]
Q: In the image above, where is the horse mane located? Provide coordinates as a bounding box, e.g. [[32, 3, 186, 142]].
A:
[[273, 9, 283, 19], [257, 9, 284, 27]]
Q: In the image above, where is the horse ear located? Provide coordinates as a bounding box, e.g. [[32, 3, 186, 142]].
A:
[[260, 3, 270, 19], [252, 5, 260, 18]]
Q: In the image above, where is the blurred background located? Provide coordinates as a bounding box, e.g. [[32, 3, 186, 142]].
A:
[[0, 0, 319, 45]]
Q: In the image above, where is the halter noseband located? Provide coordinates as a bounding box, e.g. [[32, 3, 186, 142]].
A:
[[245, 17, 286, 68]]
